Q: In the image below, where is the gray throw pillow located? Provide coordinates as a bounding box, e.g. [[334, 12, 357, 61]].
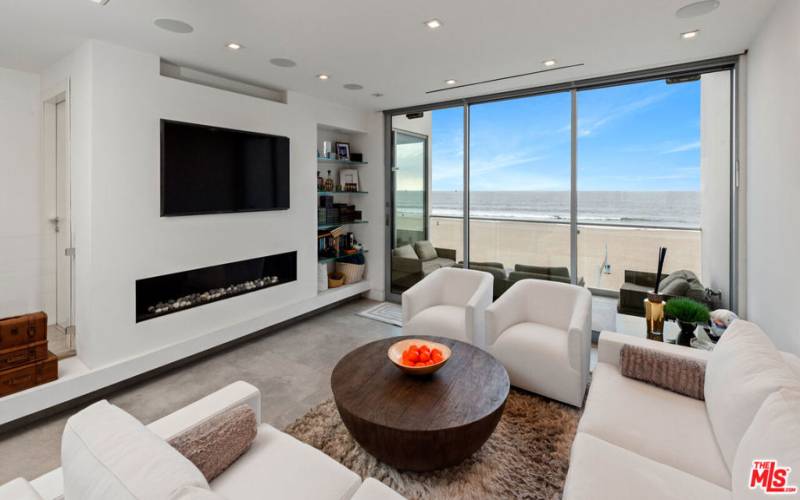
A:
[[169, 404, 258, 481], [414, 240, 438, 261], [660, 278, 691, 296], [392, 245, 418, 260]]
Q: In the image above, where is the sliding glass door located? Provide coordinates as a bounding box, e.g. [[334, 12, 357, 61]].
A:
[[386, 63, 736, 321], [392, 130, 427, 248], [390, 108, 464, 295]]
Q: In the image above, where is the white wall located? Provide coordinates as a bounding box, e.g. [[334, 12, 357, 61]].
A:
[[746, 0, 800, 354], [0, 67, 41, 318], [41, 40, 383, 368], [700, 71, 731, 305]]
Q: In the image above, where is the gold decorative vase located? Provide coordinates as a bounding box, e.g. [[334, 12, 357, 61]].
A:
[[644, 293, 665, 342]]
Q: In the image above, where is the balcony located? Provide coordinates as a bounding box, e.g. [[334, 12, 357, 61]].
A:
[[425, 215, 701, 294]]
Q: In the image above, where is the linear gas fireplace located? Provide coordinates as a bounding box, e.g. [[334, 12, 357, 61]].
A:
[[136, 251, 297, 322]]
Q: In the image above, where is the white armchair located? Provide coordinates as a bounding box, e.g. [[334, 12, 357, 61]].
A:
[[402, 267, 494, 346], [485, 279, 592, 407]]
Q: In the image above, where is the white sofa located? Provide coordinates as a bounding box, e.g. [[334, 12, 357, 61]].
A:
[[563, 321, 800, 500], [402, 267, 493, 346], [2, 381, 404, 500], [485, 279, 592, 407]]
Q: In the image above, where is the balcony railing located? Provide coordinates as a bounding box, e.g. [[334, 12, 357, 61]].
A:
[[422, 214, 701, 293]]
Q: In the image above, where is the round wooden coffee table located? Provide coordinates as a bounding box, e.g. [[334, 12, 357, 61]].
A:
[[331, 335, 509, 471]]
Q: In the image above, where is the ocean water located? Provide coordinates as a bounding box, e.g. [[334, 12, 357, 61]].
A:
[[396, 191, 701, 228]]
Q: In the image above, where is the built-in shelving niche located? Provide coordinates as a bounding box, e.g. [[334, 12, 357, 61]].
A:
[[136, 251, 297, 322]]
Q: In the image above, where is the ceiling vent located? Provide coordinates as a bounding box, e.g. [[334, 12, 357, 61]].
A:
[[160, 61, 287, 104], [426, 63, 584, 94]]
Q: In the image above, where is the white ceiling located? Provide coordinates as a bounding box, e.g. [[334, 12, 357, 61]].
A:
[[0, 0, 777, 111]]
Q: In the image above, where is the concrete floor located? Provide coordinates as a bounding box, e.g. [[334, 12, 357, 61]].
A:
[[0, 296, 607, 485], [0, 298, 401, 485]]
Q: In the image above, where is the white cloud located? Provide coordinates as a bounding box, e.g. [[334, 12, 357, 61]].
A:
[[661, 141, 700, 154]]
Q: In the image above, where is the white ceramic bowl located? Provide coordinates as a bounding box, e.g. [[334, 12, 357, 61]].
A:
[[387, 338, 451, 376]]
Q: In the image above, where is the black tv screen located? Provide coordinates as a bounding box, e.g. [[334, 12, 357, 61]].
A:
[[161, 120, 290, 216]]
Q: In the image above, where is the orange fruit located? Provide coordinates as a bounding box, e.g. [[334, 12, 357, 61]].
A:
[[431, 348, 442, 358], [407, 350, 420, 363], [419, 351, 431, 363]]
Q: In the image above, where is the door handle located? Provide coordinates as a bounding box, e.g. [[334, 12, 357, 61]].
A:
[[65, 248, 75, 257]]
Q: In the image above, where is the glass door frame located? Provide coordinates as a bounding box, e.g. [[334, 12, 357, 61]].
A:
[[387, 127, 431, 298], [384, 55, 741, 310]]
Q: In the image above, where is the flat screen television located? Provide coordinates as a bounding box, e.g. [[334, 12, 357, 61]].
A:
[[160, 120, 290, 216]]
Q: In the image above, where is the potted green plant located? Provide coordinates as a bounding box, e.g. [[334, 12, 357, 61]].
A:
[[664, 298, 710, 346]]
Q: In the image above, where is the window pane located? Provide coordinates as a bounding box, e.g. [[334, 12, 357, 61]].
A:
[[577, 74, 730, 313], [468, 92, 573, 293]]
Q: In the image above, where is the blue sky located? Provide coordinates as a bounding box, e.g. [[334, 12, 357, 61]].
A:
[[431, 79, 701, 192]]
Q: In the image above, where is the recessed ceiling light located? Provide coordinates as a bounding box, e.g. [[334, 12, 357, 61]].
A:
[[269, 58, 297, 68], [425, 19, 442, 29], [153, 18, 194, 34], [676, 0, 720, 18], [90, 0, 110, 5], [372, 93, 384, 97], [445, 79, 457, 85], [317, 74, 330, 80], [226, 42, 242, 50], [543, 59, 557, 67], [681, 30, 700, 39], [343, 83, 364, 90]]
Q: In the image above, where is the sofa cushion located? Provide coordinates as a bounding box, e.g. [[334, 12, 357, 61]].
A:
[[62, 400, 209, 500], [168, 404, 257, 481], [705, 320, 800, 470], [469, 264, 507, 282], [514, 264, 551, 275], [563, 432, 730, 500], [489, 322, 582, 405], [579, 362, 730, 488], [0, 478, 43, 500], [392, 245, 418, 260], [413, 240, 438, 261], [351, 479, 406, 500], [470, 261, 505, 269], [404, 305, 467, 343], [211, 424, 361, 500], [421, 257, 454, 275], [732, 389, 800, 498], [171, 486, 227, 500]]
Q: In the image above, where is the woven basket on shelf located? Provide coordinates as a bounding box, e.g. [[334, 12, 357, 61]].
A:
[[328, 272, 345, 288], [335, 262, 365, 284]]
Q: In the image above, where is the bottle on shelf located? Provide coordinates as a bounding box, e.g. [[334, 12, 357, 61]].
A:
[[324, 170, 335, 192], [317, 171, 324, 192]]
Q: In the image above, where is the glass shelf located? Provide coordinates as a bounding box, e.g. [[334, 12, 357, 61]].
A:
[[318, 249, 368, 264], [317, 191, 368, 195], [317, 157, 368, 166], [317, 221, 368, 231]]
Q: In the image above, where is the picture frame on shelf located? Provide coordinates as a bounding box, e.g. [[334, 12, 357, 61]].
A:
[[340, 168, 359, 192], [336, 142, 351, 160]]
